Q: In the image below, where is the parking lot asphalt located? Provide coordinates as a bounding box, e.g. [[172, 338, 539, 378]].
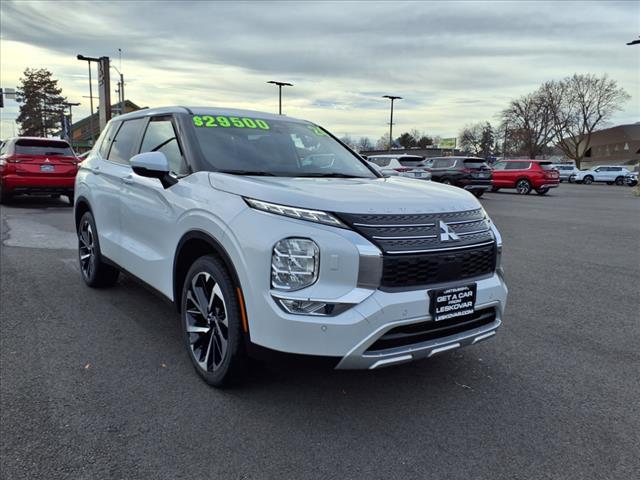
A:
[[1, 184, 639, 480]]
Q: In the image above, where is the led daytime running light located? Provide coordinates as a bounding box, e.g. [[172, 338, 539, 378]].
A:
[[245, 198, 344, 227]]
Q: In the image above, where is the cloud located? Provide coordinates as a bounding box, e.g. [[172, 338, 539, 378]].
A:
[[1, 0, 638, 139]]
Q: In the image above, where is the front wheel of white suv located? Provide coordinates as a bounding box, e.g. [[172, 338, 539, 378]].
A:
[[181, 255, 247, 387], [78, 211, 120, 287]]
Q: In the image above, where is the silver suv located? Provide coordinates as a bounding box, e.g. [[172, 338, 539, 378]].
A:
[[74, 107, 508, 386]]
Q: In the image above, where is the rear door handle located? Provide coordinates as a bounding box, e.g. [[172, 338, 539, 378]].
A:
[[122, 175, 134, 185]]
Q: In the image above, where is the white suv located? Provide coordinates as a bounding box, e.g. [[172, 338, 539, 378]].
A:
[[574, 165, 630, 185], [74, 107, 508, 386]]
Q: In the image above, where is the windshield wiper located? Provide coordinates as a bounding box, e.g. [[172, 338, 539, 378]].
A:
[[217, 170, 276, 176]]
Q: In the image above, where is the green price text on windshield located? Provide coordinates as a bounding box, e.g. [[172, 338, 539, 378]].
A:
[[192, 115, 270, 130], [306, 125, 328, 136]]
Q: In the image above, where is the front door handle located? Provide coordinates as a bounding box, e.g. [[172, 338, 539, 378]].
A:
[[122, 175, 134, 185]]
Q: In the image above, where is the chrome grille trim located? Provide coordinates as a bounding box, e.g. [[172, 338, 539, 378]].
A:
[[385, 240, 496, 255]]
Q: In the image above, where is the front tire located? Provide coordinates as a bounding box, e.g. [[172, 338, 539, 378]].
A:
[[491, 187, 500, 192], [536, 187, 549, 195], [78, 211, 120, 287], [516, 179, 532, 195], [615, 176, 624, 186], [472, 190, 484, 198], [583, 175, 594, 185], [67, 193, 74, 205], [441, 179, 452, 185], [181, 255, 247, 387]]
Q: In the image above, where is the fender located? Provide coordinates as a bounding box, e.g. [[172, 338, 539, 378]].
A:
[[172, 230, 244, 312]]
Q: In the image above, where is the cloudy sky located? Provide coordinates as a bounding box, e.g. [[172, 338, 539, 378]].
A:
[[1, 0, 638, 141]]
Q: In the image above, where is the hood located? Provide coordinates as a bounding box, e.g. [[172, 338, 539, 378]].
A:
[[209, 174, 481, 214]]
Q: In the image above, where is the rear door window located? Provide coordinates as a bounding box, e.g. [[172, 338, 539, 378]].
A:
[[433, 159, 455, 168], [538, 162, 554, 170], [492, 162, 507, 170], [107, 118, 146, 165], [14, 139, 73, 156]]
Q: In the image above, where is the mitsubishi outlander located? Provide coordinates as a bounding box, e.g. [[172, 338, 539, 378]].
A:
[[74, 107, 508, 386]]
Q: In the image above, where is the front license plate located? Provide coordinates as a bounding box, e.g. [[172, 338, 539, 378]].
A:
[[40, 164, 55, 172], [429, 284, 477, 322]]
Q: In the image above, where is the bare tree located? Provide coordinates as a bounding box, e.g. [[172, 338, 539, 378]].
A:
[[501, 89, 555, 159], [375, 133, 390, 150], [542, 74, 630, 168], [356, 136, 374, 152], [459, 123, 483, 155], [339, 135, 356, 150]]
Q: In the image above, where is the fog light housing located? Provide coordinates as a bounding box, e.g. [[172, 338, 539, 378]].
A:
[[278, 299, 333, 315], [271, 238, 319, 291]]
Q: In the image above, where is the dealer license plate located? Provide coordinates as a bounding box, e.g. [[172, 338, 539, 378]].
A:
[[40, 164, 55, 172], [429, 284, 476, 322]]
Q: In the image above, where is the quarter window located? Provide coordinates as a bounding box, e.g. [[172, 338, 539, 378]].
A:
[[98, 122, 117, 158], [140, 117, 187, 175], [107, 118, 146, 164]]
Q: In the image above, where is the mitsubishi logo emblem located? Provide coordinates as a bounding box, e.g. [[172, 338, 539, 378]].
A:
[[44, 158, 50, 163], [439, 220, 459, 242]]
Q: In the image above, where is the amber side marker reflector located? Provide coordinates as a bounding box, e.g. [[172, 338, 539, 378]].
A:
[[236, 288, 249, 333]]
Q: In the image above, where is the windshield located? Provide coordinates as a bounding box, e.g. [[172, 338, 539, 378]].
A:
[[15, 139, 74, 157], [191, 115, 376, 178]]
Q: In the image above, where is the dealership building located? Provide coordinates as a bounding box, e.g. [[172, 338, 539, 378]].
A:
[[570, 123, 639, 169]]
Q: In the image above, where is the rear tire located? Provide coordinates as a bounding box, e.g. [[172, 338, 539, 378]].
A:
[[516, 179, 532, 195], [491, 187, 500, 192], [441, 179, 452, 185], [67, 193, 74, 206], [472, 190, 484, 198], [583, 175, 593, 185], [606, 181, 613, 185], [78, 211, 120, 288], [181, 255, 247, 387]]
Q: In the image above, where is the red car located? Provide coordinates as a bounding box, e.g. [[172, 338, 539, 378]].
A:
[[0, 137, 78, 204], [490, 159, 560, 195]]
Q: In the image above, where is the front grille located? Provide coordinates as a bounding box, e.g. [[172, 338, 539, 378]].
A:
[[337, 208, 493, 254], [381, 242, 496, 289], [366, 307, 496, 353]]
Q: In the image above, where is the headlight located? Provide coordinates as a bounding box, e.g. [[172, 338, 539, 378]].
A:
[[271, 238, 319, 291], [245, 198, 345, 228]]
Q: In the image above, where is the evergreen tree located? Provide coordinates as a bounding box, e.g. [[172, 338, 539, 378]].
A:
[[16, 68, 67, 137]]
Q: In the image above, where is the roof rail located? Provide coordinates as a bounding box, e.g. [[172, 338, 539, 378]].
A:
[[178, 106, 194, 115]]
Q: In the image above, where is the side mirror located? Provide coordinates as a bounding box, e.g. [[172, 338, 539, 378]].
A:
[[130, 152, 177, 189]]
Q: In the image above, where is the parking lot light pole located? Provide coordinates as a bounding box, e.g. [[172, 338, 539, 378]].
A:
[[382, 95, 402, 150], [267, 81, 293, 115], [77, 54, 100, 145]]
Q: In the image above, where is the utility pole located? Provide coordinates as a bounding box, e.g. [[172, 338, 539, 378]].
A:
[[267, 81, 293, 115], [382, 95, 402, 150]]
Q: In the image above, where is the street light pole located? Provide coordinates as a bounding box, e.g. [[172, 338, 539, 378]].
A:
[[382, 95, 402, 150], [77, 54, 100, 145], [267, 81, 293, 115]]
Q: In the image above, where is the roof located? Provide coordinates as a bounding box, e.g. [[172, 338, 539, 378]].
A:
[[116, 106, 309, 124]]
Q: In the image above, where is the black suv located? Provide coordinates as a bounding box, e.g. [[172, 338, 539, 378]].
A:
[[425, 157, 492, 197]]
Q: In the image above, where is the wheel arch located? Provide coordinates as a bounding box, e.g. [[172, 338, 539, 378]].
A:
[[173, 230, 244, 313], [74, 196, 92, 229]]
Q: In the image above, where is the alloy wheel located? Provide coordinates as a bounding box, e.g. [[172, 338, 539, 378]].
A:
[[185, 272, 229, 372], [78, 220, 94, 279], [516, 180, 531, 194]]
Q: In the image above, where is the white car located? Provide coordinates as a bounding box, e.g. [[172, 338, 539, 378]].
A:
[[366, 154, 431, 180], [551, 164, 579, 182], [74, 107, 507, 386], [574, 165, 630, 185]]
